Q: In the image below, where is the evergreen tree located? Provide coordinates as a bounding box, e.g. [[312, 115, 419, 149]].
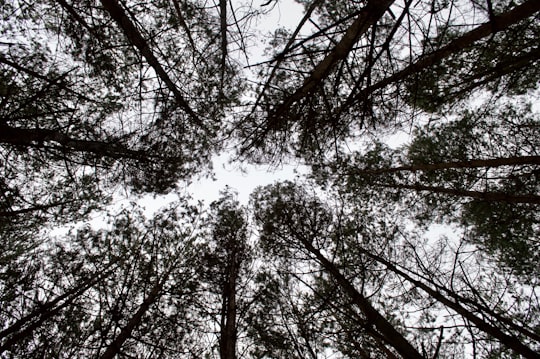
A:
[[252, 180, 540, 357], [321, 100, 539, 275], [1, 0, 539, 357], [238, 0, 540, 162], [197, 190, 251, 359], [0, 201, 202, 358]]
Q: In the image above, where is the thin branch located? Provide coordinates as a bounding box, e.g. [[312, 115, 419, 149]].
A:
[[376, 182, 540, 205], [348, 155, 540, 175]]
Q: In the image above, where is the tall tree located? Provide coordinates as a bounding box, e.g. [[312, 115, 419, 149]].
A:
[[252, 180, 540, 357], [2, 0, 539, 357], [0, 200, 202, 358], [0, 0, 246, 237], [252, 181, 424, 358], [199, 190, 250, 359], [320, 100, 540, 275], [238, 0, 540, 162]]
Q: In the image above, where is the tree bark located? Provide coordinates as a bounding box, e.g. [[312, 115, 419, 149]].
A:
[[0, 124, 143, 158], [220, 253, 238, 359], [301, 239, 423, 358], [0, 200, 73, 217], [281, 211, 422, 358], [219, 0, 228, 96]]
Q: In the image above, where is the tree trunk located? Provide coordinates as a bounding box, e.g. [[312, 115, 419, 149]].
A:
[[377, 182, 540, 204], [281, 213, 423, 358], [0, 200, 73, 217], [345, 0, 540, 108], [99, 278, 164, 359], [0, 124, 142, 159], [301, 239, 423, 358], [220, 253, 238, 359], [219, 0, 227, 96], [357, 248, 539, 358], [266, 0, 394, 128]]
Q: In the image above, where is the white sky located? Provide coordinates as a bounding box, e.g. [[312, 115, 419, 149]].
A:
[[95, 0, 311, 218], [187, 153, 308, 204], [141, 0, 418, 211], [183, 0, 309, 207]]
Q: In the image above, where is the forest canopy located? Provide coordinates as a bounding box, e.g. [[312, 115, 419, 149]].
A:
[[1, 0, 539, 357]]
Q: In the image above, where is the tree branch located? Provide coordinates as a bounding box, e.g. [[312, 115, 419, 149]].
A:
[[100, 0, 203, 128], [377, 182, 540, 205], [349, 155, 540, 175], [0, 124, 143, 160], [344, 0, 540, 109], [268, 0, 394, 125]]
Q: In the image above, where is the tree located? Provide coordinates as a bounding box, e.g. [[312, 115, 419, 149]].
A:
[[197, 190, 250, 359], [2, 0, 540, 357], [237, 0, 540, 162], [0, 200, 202, 358], [252, 181, 424, 358], [320, 100, 539, 275], [0, 0, 245, 237], [245, 267, 342, 358], [0, 224, 115, 356], [251, 181, 540, 357]]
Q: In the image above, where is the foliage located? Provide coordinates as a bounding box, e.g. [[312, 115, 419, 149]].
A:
[[1, 0, 539, 357]]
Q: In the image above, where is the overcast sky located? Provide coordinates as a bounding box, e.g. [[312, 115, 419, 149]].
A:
[[76, 0, 424, 227], [183, 0, 309, 206]]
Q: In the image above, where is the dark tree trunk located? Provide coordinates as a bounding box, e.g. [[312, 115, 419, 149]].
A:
[[99, 278, 164, 359], [281, 213, 423, 358], [0, 200, 73, 217], [264, 0, 395, 130], [301, 239, 423, 358], [350, 156, 540, 175], [0, 124, 142, 159], [219, 0, 227, 95], [377, 183, 540, 204], [220, 253, 238, 359], [99, 0, 202, 126], [357, 248, 539, 359]]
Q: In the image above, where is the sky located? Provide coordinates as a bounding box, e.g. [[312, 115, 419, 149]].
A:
[[56, 0, 419, 229], [72, 0, 311, 226], [179, 0, 309, 207], [187, 153, 308, 204]]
